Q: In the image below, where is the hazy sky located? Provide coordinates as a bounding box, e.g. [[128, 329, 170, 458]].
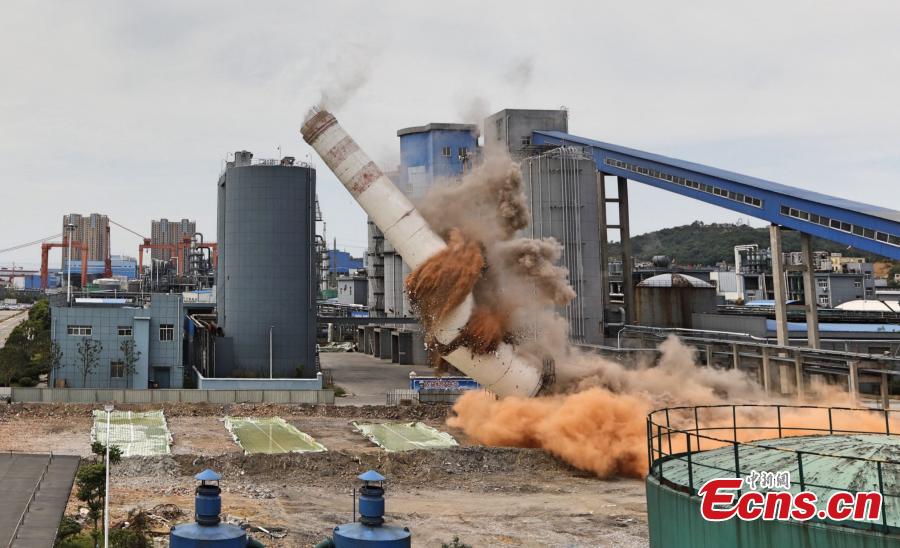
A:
[[2, 1, 899, 268]]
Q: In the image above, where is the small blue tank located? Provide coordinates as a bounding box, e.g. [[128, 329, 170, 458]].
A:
[[170, 469, 252, 548], [331, 471, 411, 548]]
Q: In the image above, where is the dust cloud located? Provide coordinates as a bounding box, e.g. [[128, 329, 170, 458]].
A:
[[406, 154, 889, 480], [316, 44, 373, 111]]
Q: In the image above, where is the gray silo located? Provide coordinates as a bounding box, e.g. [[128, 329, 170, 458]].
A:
[[520, 148, 604, 344], [216, 151, 317, 378]]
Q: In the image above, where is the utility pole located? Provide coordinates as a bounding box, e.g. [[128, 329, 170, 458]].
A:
[[269, 325, 274, 379]]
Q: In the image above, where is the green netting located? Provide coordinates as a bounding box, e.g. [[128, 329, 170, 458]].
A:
[[224, 416, 327, 455], [352, 421, 458, 452], [91, 410, 171, 457]]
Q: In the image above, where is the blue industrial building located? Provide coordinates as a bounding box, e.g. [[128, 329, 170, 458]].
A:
[[397, 123, 479, 195], [50, 293, 184, 388], [326, 249, 363, 275], [56, 256, 138, 280]]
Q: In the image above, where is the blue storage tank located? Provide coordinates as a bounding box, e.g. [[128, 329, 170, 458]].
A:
[[170, 469, 257, 547], [328, 471, 411, 548]]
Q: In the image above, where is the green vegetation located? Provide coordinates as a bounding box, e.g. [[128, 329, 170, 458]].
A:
[[442, 536, 472, 548], [0, 299, 52, 387], [607, 222, 886, 266]]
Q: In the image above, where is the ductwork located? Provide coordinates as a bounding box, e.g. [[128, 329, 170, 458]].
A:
[[301, 108, 543, 397]]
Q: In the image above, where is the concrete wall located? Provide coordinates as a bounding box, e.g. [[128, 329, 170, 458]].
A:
[[11, 387, 333, 405], [337, 277, 368, 306], [195, 368, 323, 390], [50, 293, 184, 389], [217, 162, 317, 378], [484, 109, 568, 159]]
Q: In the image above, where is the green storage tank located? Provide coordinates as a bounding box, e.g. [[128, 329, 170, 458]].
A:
[[646, 404, 900, 548]]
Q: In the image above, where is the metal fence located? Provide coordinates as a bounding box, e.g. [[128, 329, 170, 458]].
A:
[[10, 387, 334, 405], [647, 403, 900, 533], [385, 388, 467, 406], [613, 325, 900, 408]]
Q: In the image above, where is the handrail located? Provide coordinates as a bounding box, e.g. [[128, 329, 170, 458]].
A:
[[7, 452, 52, 547], [647, 403, 899, 532]]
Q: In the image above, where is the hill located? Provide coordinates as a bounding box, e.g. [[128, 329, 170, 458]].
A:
[[607, 222, 881, 266]]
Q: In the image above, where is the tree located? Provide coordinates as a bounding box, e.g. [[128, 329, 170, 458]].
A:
[[75, 339, 102, 388], [119, 338, 141, 389], [75, 463, 106, 534], [90, 441, 122, 464], [48, 342, 63, 387]]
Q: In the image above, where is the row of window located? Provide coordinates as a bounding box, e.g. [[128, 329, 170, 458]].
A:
[[67, 324, 175, 340], [603, 157, 764, 208], [440, 146, 469, 159], [779, 205, 900, 247]]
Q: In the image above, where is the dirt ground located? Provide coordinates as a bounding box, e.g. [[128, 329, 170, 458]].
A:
[[0, 403, 649, 547]]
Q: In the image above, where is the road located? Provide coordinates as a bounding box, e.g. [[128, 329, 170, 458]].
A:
[[320, 351, 423, 406], [0, 309, 28, 348]]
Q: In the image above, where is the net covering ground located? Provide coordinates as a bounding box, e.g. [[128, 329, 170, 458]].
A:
[[353, 421, 459, 452], [224, 416, 327, 454], [92, 410, 171, 457]]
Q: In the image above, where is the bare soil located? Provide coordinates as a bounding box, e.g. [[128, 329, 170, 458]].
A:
[[2, 403, 649, 547]]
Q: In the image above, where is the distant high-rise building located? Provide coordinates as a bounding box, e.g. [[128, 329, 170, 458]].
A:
[[61, 213, 109, 266], [150, 218, 196, 267]]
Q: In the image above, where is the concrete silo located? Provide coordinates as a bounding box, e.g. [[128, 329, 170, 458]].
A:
[[216, 151, 317, 378]]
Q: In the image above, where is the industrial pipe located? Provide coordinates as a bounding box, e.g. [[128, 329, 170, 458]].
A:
[[301, 108, 543, 397]]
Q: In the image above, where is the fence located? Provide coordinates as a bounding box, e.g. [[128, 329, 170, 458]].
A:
[[605, 325, 900, 408], [647, 403, 900, 533], [10, 387, 334, 405], [386, 388, 467, 406]]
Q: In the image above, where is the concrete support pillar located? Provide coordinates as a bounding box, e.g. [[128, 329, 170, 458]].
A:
[[597, 172, 610, 328], [794, 351, 804, 400], [848, 360, 859, 405], [618, 177, 634, 325], [706, 345, 714, 367], [800, 232, 821, 349], [881, 363, 890, 410], [732, 344, 740, 370], [769, 225, 789, 347], [761, 346, 771, 395]]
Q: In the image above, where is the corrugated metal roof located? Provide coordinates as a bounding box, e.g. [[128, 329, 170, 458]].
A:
[[659, 433, 900, 528], [534, 130, 900, 224], [637, 273, 714, 288]]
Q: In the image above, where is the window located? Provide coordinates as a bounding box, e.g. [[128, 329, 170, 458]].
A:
[[818, 296, 829, 305], [160, 324, 174, 341], [817, 279, 829, 289], [458, 147, 469, 159], [118, 326, 132, 337], [854, 281, 862, 288], [110, 361, 124, 378], [521, 137, 531, 146], [441, 146, 452, 157], [67, 325, 92, 336]]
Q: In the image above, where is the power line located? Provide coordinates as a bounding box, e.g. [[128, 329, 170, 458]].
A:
[[0, 233, 63, 255], [109, 219, 147, 240]]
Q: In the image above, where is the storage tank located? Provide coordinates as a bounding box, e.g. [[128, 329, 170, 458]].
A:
[[216, 152, 317, 378], [646, 403, 900, 547], [635, 273, 717, 329], [170, 469, 262, 547], [520, 147, 603, 344], [316, 470, 411, 548]]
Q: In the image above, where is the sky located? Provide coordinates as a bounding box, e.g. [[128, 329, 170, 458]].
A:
[[2, 1, 899, 268]]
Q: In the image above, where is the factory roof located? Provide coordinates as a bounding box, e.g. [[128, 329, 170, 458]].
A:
[[836, 299, 900, 312], [637, 273, 713, 288], [397, 123, 479, 137]]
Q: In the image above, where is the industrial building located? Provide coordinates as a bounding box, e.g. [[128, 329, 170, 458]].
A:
[[61, 212, 109, 265], [150, 217, 197, 267], [367, 123, 480, 318], [214, 151, 318, 379], [519, 147, 604, 343], [49, 293, 184, 388]]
